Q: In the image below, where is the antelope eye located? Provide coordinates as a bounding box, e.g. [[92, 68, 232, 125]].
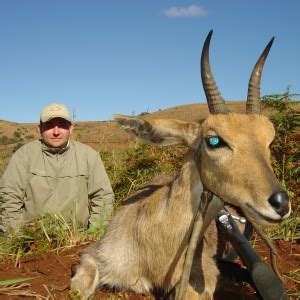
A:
[[206, 135, 227, 149]]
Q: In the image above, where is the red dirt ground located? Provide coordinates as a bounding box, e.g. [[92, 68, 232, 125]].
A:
[[0, 239, 298, 299]]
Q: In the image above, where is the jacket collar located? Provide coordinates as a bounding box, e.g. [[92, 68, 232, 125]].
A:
[[41, 139, 70, 155]]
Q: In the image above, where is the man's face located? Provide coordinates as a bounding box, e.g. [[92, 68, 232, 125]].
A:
[[38, 117, 73, 149]]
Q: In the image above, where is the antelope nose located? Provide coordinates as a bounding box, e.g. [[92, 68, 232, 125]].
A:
[[268, 190, 289, 217]]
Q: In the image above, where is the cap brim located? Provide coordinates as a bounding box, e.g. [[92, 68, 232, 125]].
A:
[[41, 115, 71, 123]]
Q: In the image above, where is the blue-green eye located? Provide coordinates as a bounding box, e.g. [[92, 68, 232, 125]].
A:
[[209, 136, 219, 146], [206, 135, 227, 149]]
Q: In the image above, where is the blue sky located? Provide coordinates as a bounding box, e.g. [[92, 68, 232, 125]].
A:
[[0, 0, 299, 123]]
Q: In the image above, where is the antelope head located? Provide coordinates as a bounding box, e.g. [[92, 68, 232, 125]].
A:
[[198, 30, 290, 224], [114, 30, 291, 226]]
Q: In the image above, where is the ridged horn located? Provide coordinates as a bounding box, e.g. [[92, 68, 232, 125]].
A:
[[201, 30, 228, 114], [246, 37, 274, 114]]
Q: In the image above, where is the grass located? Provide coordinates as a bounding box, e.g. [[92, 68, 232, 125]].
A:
[[284, 268, 300, 298], [0, 277, 34, 287], [266, 215, 299, 242], [101, 141, 186, 203], [0, 141, 186, 260], [0, 212, 105, 260], [0, 277, 43, 299]]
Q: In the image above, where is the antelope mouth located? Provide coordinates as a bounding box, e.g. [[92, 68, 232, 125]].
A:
[[245, 203, 282, 225]]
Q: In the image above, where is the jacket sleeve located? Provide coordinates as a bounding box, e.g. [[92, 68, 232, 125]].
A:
[[87, 150, 115, 228], [0, 146, 29, 233]]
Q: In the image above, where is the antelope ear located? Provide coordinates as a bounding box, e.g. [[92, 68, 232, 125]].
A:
[[113, 114, 201, 147]]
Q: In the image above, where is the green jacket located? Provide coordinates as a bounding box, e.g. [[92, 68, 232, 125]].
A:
[[0, 140, 114, 232]]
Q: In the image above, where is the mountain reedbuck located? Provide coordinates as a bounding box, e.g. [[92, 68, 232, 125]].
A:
[[70, 31, 291, 299]]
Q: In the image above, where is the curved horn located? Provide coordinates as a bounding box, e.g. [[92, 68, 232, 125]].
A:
[[246, 37, 274, 114], [201, 30, 228, 114]]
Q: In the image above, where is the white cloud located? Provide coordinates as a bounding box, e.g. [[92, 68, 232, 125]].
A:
[[163, 5, 207, 18]]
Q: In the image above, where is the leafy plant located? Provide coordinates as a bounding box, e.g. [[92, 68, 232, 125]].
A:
[[262, 87, 299, 190], [261, 87, 299, 241]]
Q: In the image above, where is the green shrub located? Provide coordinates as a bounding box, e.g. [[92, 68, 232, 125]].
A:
[[262, 87, 299, 241], [262, 88, 299, 197]]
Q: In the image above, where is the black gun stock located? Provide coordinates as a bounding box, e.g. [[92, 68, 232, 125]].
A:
[[217, 209, 288, 300]]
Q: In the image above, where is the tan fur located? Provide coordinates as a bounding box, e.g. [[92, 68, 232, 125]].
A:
[[70, 112, 290, 299], [70, 32, 290, 299], [199, 114, 286, 223]]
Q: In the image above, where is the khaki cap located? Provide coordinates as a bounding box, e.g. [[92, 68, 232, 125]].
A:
[[40, 103, 71, 123]]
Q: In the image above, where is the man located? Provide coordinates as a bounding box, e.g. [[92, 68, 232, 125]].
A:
[[0, 103, 114, 233]]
